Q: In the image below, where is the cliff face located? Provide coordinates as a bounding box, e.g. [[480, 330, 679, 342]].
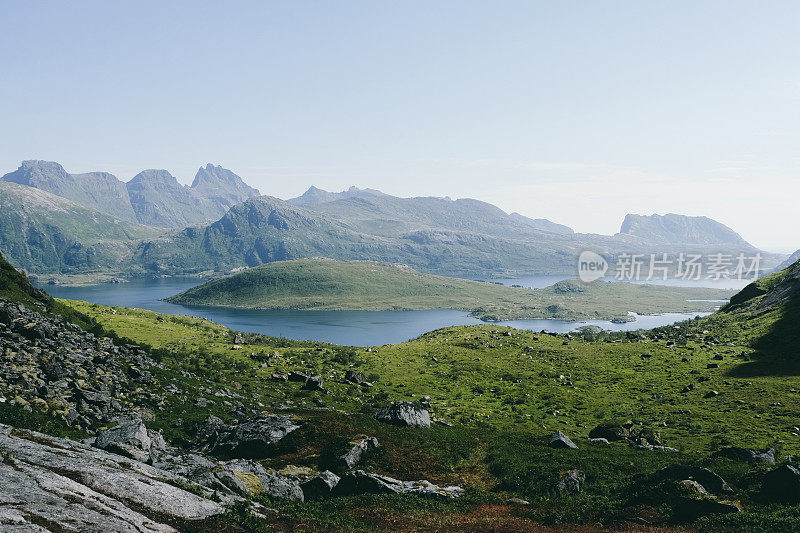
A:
[[619, 213, 753, 247]]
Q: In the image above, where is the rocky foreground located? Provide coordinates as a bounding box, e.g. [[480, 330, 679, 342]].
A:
[[0, 296, 464, 531]]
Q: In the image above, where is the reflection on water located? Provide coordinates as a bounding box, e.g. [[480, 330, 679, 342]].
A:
[[42, 277, 712, 346]]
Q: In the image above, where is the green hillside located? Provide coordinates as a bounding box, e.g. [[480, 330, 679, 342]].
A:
[[54, 257, 800, 530], [166, 258, 735, 321], [0, 181, 163, 277]]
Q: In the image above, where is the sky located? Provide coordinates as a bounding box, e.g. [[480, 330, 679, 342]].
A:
[[1, 1, 798, 253]]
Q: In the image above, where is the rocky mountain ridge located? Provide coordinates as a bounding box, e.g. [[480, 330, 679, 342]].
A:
[[1, 161, 260, 228]]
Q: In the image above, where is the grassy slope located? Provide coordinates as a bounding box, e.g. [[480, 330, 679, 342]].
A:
[[165, 258, 735, 321], [0, 181, 163, 277], [62, 296, 800, 530]]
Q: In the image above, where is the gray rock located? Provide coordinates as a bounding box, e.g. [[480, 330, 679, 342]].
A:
[[374, 402, 431, 428], [93, 416, 152, 463], [194, 415, 300, 458], [345, 370, 366, 384], [650, 465, 732, 494], [0, 423, 224, 528], [761, 465, 800, 503], [557, 469, 585, 492], [713, 447, 776, 465], [548, 431, 577, 449], [588, 424, 629, 442], [334, 470, 463, 499], [338, 436, 379, 470], [222, 459, 304, 501], [303, 374, 324, 391], [301, 471, 341, 500]]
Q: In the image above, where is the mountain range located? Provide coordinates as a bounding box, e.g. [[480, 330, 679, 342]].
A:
[[1, 161, 259, 227], [0, 161, 787, 280]]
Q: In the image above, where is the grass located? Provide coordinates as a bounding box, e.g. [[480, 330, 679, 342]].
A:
[[52, 291, 800, 530], [165, 258, 735, 321]]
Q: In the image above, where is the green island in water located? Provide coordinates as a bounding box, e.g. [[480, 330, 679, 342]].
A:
[[165, 258, 736, 322]]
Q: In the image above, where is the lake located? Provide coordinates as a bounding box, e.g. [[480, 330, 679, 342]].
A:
[[41, 275, 724, 346]]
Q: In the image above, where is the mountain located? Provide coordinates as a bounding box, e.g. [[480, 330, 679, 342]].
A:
[[773, 248, 800, 272], [1, 161, 261, 228], [1, 160, 137, 222], [0, 181, 161, 275], [0, 162, 784, 278], [618, 213, 752, 247], [509, 212, 573, 235], [125, 169, 213, 227], [131, 190, 783, 278], [190, 163, 261, 209], [287, 185, 387, 206]]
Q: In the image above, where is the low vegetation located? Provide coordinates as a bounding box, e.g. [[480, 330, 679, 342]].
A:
[[166, 258, 735, 321]]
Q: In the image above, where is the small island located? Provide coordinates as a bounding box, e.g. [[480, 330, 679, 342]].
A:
[[165, 258, 736, 322]]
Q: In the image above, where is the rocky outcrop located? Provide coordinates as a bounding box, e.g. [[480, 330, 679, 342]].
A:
[[548, 431, 578, 449], [761, 465, 800, 503], [192, 414, 299, 458], [713, 447, 776, 465], [0, 297, 158, 431], [336, 436, 379, 470], [93, 416, 167, 463], [1, 160, 260, 228], [334, 470, 464, 499], [557, 469, 585, 492], [374, 402, 431, 428], [0, 424, 226, 531], [301, 471, 341, 500]]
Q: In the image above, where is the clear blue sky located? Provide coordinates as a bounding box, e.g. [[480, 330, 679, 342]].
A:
[[1, 1, 798, 251]]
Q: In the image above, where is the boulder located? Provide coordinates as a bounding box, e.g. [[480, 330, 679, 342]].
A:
[[301, 470, 341, 500], [588, 423, 629, 442], [345, 370, 366, 384], [548, 431, 577, 449], [93, 417, 152, 463], [303, 375, 324, 391], [713, 447, 776, 465], [649, 465, 732, 494], [374, 402, 430, 428], [334, 470, 463, 499], [556, 469, 585, 492], [761, 465, 800, 503], [288, 371, 309, 382], [667, 479, 740, 519], [194, 415, 299, 458], [337, 436, 379, 470]]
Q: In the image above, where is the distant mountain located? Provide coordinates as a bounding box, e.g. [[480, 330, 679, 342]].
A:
[[132, 194, 782, 279], [190, 163, 261, 210], [296, 191, 573, 242], [287, 185, 387, 206], [618, 213, 752, 247], [1, 161, 260, 228], [509, 212, 573, 235], [1, 161, 137, 222], [773, 249, 800, 272], [0, 163, 784, 279], [0, 181, 161, 275]]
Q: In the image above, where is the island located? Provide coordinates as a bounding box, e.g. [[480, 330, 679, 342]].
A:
[[165, 258, 736, 322]]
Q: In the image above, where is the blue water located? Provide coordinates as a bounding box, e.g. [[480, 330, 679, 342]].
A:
[[41, 276, 714, 346]]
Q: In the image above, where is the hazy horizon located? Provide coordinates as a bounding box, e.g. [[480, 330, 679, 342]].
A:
[[2, 1, 799, 252]]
